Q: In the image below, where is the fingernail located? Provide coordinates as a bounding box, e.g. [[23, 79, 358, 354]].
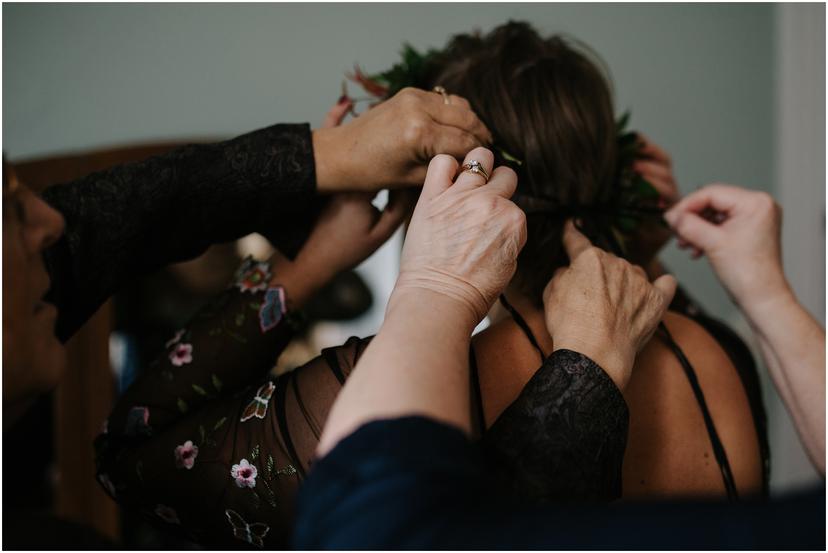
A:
[[663, 209, 676, 225]]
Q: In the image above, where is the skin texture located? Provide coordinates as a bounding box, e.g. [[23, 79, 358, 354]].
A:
[[666, 184, 825, 475], [3, 178, 67, 428]]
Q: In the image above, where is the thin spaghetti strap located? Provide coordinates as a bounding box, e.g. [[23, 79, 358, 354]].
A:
[[468, 346, 487, 437], [499, 294, 545, 362], [658, 321, 739, 501]]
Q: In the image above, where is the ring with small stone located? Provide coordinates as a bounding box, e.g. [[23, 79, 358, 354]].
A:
[[432, 85, 451, 105], [461, 160, 489, 182]]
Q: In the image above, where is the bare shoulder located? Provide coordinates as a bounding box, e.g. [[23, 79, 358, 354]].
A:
[[623, 311, 763, 499]]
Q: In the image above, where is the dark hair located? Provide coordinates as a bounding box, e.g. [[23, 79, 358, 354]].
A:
[[423, 21, 618, 302]]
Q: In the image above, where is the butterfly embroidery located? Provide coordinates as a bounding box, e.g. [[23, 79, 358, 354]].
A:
[[225, 509, 269, 548], [258, 286, 286, 333], [240, 381, 275, 422]]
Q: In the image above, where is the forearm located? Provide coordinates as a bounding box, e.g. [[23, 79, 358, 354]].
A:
[[745, 290, 825, 474], [317, 289, 477, 456], [42, 123, 320, 341]]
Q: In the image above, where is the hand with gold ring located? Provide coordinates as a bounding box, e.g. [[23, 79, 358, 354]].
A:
[[393, 146, 527, 325], [312, 87, 493, 193], [432, 85, 451, 105]]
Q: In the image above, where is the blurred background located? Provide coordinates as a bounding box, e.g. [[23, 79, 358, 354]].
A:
[[3, 2, 825, 546]]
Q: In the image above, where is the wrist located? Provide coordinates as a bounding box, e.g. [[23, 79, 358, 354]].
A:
[[552, 335, 634, 391], [312, 127, 350, 193], [740, 280, 797, 324], [268, 254, 329, 308], [391, 271, 489, 333], [387, 285, 481, 337]]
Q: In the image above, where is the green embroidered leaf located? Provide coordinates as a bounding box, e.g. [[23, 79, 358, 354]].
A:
[[192, 384, 208, 397], [161, 370, 174, 382], [250, 444, 260, 461], [211, 374, 223, 392], [249, 302, 261, 311], [198, 425, 206, 443], [276, 464, 298, 477], [208, 328, 221, 336], [213, 416, 227, 432], [266, 455, 275, 480], [235, 313, 245, 327], [177, 397, 188, 413], [250, 490, 262, 509]]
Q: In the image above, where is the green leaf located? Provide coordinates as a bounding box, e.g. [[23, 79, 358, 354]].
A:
[[161, 370, 174, 382], [250, 444, 260, 461], [235, 313, 245, 326], [213, 416, 227, 431], [266, 455, 275, 479], [251, 490, 261, 509], [208, 328, 221, 336], [177, 397, 188, 413], [211, 374, 223, 392], [192, 384, 208, 397], [276, 464, 298, 477], [249, 302, 261, 311], [198, 425, 206, 443]]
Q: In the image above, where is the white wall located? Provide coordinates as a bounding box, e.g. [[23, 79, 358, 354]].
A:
[[4, 3, 821, 493]]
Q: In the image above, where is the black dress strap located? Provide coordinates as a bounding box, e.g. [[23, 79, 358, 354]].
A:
[[657, 322, 739, 500], [499, 295, 545, 361], [468, 347, 487, 438]]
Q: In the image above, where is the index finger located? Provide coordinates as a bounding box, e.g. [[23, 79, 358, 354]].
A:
[[424, 96, 493, 144], [562, 219, 593, 260], [668, 183, 747, 218]]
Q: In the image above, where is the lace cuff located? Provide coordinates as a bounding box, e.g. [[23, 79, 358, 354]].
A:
[[482, 349, 629, 504]]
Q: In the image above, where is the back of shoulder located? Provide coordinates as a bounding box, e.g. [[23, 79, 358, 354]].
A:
[[623, 311, 763, 498]]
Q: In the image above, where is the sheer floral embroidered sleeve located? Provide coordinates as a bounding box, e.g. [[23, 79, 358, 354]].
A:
[[94, 255, 320, 547]]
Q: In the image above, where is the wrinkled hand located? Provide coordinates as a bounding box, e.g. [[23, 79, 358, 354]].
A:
[[312, 87, 492, 193], [664, 183, 788, 310], [627, 133, 680, 272], [544, 221, 677, 390], [392, 147, 526, 328]]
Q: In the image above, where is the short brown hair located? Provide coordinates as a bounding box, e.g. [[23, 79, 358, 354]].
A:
[[424, 21, 618, 301]]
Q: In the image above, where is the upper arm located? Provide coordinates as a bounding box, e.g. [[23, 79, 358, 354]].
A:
[[622, 311, 763, 499]]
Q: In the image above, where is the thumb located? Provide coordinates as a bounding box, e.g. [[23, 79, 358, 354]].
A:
[[419, 154, 458, 201], [653, 274, 678, 309], [664, 209, 721, 251]]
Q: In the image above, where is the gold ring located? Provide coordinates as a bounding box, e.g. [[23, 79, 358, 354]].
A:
[[432, 85, 451, 105], [461, 160, 489, 182]]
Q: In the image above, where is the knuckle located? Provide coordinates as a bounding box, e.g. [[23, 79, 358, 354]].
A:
[[402, 118, 428, 144]]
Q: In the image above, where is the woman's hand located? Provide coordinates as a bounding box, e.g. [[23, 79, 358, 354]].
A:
[[270, 191, 413, 306], [664, 183, 788, 311], [312, 88, 492, 194], [627, 133, 680, 276], [393, 147, 526, 330], [544, 221, 677, 390]]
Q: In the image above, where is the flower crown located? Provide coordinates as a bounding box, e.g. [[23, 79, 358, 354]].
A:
[[345, 43, 664, 256]]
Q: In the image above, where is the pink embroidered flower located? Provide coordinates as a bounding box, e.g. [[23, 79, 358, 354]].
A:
[[230, 459, 258, 488], [169, 343, 193, 367], [174, 440, 199, 470], [234, 259, 271, 293], [97, 473, 117, 498], [154, 504, 181, 525], [165, 329, 186, 348]]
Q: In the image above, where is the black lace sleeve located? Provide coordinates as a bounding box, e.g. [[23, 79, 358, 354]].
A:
[[41, 123, 323, 341], [481, 349, 629, 504]]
